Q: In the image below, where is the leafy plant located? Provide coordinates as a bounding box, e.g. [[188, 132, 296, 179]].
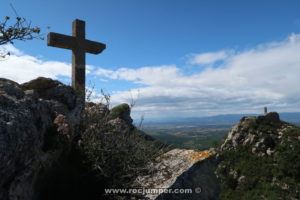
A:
[[0, 16, 43, 57]]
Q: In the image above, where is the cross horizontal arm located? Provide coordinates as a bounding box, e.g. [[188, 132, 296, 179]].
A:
[[83, 39, 106, 54], [48, 32, 76, 50], [47, 32, 106, 54]]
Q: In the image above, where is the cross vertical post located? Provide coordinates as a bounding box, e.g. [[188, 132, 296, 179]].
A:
[[72, 20, 86, 98]]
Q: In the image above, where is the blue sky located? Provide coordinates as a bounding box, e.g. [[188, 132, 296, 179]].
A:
[[1, 0, 300, 119]]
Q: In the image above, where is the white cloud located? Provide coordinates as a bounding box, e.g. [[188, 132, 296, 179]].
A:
[[188, 50, 231, 65], [0, 44, 93, 84], [0, 44, 23, 56], [96, 65, 179, 86], [95, 34, 300, 119]]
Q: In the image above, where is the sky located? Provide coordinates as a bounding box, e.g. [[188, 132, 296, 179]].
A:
[[1, 0, 300, 120]]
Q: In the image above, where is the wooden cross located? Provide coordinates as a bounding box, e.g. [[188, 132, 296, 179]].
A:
[[47, 19, 106, 101], [264, 107, 268, 115]]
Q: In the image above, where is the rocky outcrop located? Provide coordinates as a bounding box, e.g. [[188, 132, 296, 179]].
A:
[[0, 77, 83, 200], [216, 112, 300, 199], [83, 102, 135, 137], [133, 149, 220, 200], [108, 103, 133, 124], [220, 112, 292, 156]]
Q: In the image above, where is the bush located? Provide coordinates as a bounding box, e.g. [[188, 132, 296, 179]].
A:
[[79, 102, 166, 193]]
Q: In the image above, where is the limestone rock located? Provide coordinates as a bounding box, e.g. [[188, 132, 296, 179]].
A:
[[21, 77, 79, 109], [0, 77, 83, 200], [107, 118, 134, 135], [264, 112, 280, 123], [221, 112, 282, 153], [266, 148, 275, 156], [108, 103, 133, 124], [133, 149, 220, 200]]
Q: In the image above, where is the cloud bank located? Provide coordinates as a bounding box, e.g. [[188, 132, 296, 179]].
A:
[[96, 33, 300, 118]]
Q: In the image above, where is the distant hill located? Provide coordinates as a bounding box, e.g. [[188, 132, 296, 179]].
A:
[[140, 112, 300, 126]]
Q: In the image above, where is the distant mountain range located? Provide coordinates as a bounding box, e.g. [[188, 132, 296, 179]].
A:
[[140, 112, 300, 126]]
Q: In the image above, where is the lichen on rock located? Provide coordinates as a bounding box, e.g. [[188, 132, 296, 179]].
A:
[[133, 149, 219, 200]]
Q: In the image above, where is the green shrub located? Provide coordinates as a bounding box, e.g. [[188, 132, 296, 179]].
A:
[[79, 103, 166, 189]]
